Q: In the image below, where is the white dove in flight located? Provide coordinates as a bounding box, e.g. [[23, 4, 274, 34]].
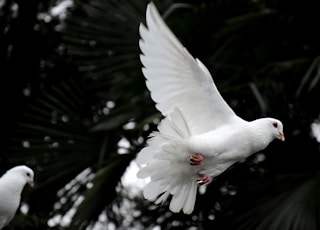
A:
[[136, 2, 284, 214], [0, 165, 34, 229]]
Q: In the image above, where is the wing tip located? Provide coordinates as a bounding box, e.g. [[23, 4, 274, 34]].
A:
[[145, 1, 162, 30], [147, 1, 157, 17]]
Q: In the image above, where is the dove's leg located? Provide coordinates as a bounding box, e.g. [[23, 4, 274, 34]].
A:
[[197, 174, 211, 185], [189, 154, 211, 184], [189, 153, 204, 165]]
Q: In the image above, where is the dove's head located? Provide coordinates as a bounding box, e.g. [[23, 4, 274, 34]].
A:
[[259, 118, 285, 142], [269, 118, 285, 142], [252, 118, 285, 144], [9, 165, 34, 188]]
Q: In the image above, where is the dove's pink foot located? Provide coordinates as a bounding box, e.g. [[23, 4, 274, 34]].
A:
[[189, 153, 204, 165], [197, 174, 211, 185]]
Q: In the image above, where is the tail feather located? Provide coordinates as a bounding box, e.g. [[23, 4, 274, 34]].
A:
[[157, 107, 191, 138], [143, 179, 168, 200], [155, 191, 170, 205], [136, 145, 157, 165], [137, 107, 198, 214], [170, 183, 188, 213], [184, 181, 198, 214]]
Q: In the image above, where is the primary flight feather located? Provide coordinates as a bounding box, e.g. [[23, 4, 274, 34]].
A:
[[137, 2, 284, 214], [0, 165, 34, 229]]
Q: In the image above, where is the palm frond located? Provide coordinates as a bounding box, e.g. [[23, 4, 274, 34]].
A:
[[220, 173, 320, 230], [69, 154, 133, 229]]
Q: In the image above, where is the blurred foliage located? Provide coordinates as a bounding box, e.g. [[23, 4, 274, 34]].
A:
[[1, 0, 320, 229]]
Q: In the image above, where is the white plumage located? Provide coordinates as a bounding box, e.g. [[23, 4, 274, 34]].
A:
[[0, 165, 34, 229], [137, 2, 285, 214]]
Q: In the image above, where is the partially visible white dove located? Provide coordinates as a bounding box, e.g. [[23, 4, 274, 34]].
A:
[[136, 2, 285, 214], [0, 165, 34, 229]]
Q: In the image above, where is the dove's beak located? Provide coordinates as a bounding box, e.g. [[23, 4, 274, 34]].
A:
[[278, 131, 285, 141], [28, 180, 34, 188]]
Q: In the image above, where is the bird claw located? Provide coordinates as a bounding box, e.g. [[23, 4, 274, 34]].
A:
[[197, 174, 210, 185], [189, 153, 204, 165]]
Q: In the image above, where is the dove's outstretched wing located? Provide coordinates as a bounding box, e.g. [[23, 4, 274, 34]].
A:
[[139, 2, 239, 135]]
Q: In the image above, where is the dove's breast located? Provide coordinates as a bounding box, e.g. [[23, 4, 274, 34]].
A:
[[0, 187, 21, 228], [187, 122, 257, 160], [186, 123, 260, 177]]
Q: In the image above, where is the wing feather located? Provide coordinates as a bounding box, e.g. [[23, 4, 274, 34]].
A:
[[140, 2, 239, 134]]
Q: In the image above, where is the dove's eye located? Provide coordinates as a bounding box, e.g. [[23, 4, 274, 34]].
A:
[[272, 122, 278, 128], [26, 172, 31, 177]]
